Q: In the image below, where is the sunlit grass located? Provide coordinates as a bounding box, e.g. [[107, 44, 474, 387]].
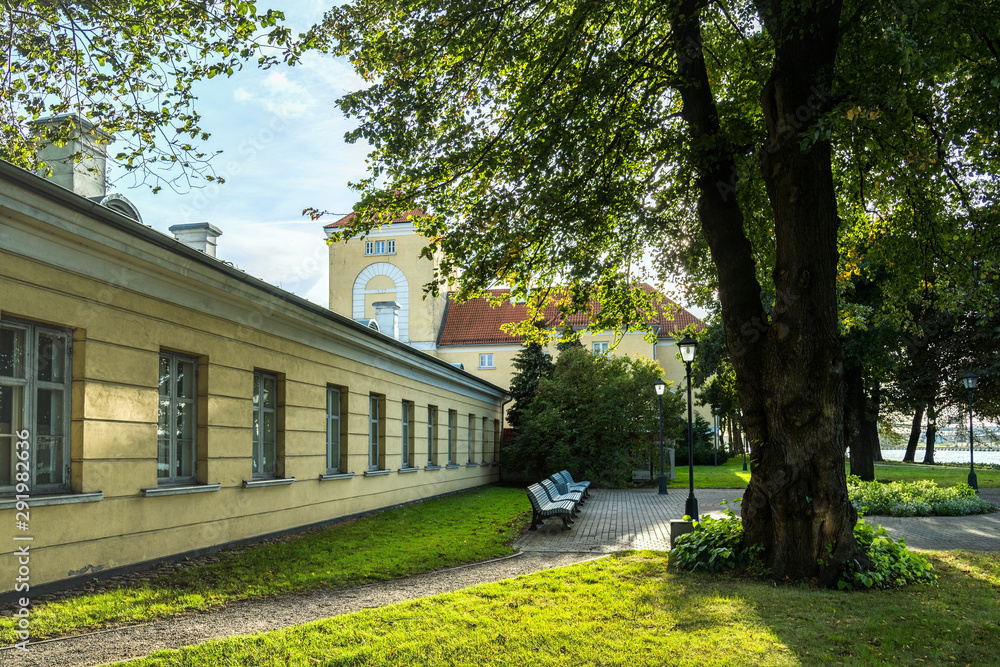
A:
[[0, 487, 529, 644], [114, 550, 1000, 666]]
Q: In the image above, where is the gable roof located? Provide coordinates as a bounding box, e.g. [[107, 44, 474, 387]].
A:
[[437, 286, 704, 346], [323, 208, 427, 230]]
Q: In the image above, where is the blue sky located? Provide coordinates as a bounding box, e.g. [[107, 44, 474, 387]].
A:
[[109, 2, 358, 306]]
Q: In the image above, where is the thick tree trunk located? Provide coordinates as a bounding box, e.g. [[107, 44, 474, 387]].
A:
[[923, 403, 937, 464], [903, 405, 924, 462], [673, 0, 864, 584], [846, 362, 875, 480]]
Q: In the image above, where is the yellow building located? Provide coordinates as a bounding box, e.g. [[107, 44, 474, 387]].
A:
[[0, 127, 505, 594], [325, 214, 708, 419]]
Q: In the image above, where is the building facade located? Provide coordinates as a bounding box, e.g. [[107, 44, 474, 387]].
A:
[[1, 148, 504, 594]]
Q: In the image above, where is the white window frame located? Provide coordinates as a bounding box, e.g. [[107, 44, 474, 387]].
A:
[[387, 240, 396, 254], [467, 414, 475, 463], [592, 341, 610, 356], [481, 416, 489, 462], [427, 405, 437, 466], [1, 319, 72, 493], [447, 410, 456, 465], [479, 353, 494, 369], [327, 386, 342, 474], [158, 351, 198, 485], [252, 370, 278, 479], [365, 241, 374, 254], [369, 394, 381, 470], [401, 400, 412, 467]]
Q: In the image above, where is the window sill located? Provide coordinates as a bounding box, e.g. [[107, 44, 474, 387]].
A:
[[424, 464, 442, 471], [364, 469, 391, 477], [243, 478, 295, 488], [445, 464, 460, 469], [477, 366, 496, 370], [398, 466, 419, 474], [466, 462, 480, 467], [141, 484, 221, 497], [319, 472, 355, 482], [0, 492, 103, 509]]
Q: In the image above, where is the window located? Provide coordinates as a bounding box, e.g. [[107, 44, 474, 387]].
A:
[[592, 341, 610, 356], [327, 386, 344, 473], [494, 419, 501, 462], [467, 414, 475, 463], [158, 352, 197, 485], [252, 371, 278, 479], [481, 416, 489, 462], [402, 400, 414, 468], [478, 353, 494, 369], [427, 405, 437, 466], [447, 410, 457, 465], [369, 394, 383, 470], [1, 319, 72, 493], [365, 240, 395, 255]]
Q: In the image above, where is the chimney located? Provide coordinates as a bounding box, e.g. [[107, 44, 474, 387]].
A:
[[169, 223, 223, 257], [372, 301, 401, 339], [33, 114, 112, 198]]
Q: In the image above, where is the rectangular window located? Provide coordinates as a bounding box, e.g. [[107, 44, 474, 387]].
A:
[[327, 386, 343, 473], [365, 241, 374, 254], [369, 394, 381, 470], [494, 419, 501, 462], [376, 240, 387, 254], [427, 405, 437, 466], [481, 416, 489, 462], [387, 240, 396, 254], [158, 352, 197, 485], [402, 400, 414, 468], [1, 319, 72, 492], [467, 414, 475, 463], [592, 341, 610, 356], [479, 353, 494, 369], [447, 410, 457, 465], [252, 370, 278, 479]]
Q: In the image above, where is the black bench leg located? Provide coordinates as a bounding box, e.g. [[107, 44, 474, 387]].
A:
[[530, 511, 541, 531], [560, 515, 572, 530]]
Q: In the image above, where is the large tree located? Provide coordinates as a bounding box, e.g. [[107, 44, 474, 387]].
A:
[[0, 1, 293, 190], [312, 0, 999, 583]]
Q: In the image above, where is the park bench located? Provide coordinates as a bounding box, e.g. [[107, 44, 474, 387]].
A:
[[540, 478, 584, 511], [526, 483, 575, 531], [555, 470, 590, 498]]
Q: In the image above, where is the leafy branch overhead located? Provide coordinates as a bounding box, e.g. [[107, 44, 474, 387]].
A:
[[0, 1, 295, 192]]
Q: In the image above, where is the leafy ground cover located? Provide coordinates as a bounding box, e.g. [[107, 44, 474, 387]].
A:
[[666, 457, 1000, 490], [849, 477, 996, 516], [0, 487, 529, 644], [113, 550, 1000, 666]]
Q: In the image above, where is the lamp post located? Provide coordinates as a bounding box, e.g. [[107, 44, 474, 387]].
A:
[[961, 372, 979, 492], [654, 379, 667, 495], [678, 334, 698, 518]]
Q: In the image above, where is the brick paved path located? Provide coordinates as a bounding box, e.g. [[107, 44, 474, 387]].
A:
[[515, 488, 1000, 553]]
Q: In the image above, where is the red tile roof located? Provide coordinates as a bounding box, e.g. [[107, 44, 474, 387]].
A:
[[437, 286, 704, 346], [323, 208, 427, 229]]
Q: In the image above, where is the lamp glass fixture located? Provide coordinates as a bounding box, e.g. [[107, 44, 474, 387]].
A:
[[678, 335, 697, 363], [961, 372, 979, 390], [654, 379, 667, 396]]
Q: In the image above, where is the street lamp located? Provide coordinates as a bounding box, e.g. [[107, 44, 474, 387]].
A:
[[961, 371, 979, 492], [678, 334, 698, 518], [654, 379, 667, 495]]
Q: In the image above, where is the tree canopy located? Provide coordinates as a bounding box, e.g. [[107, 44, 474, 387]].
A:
[[310, 0, 999, 583], [1, 1, 293, 191]]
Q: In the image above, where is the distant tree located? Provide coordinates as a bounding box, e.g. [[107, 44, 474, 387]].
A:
[[506, 338, 553, 433], [506, 347, 682, 487]]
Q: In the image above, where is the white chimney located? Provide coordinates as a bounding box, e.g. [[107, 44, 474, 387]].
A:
[[372, 301, 401, 339], [34, 114, 112, 198], [169, 223, 223, 257]]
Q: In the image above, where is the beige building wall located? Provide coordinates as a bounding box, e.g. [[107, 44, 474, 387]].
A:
[[0, 168, 504, 592], [327, 221, 448, 352]]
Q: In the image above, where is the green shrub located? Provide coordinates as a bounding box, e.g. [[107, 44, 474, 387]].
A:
[[838, 519, 937, 589], [670, 501, 936, 590], [848, 476, 996, 516]]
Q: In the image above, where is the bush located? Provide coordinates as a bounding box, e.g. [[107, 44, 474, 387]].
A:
[[670, 502, 937, 590], [673, 414, 729, 466], [848, 476, 997, 516]]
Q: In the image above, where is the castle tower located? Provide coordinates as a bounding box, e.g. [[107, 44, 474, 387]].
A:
[[325, 209, 448, 352]]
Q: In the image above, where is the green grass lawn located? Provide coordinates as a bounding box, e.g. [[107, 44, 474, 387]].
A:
[[0, 487, 530, 644], [667, 456, 1000, 489], [113, 549, 1000, 666]]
